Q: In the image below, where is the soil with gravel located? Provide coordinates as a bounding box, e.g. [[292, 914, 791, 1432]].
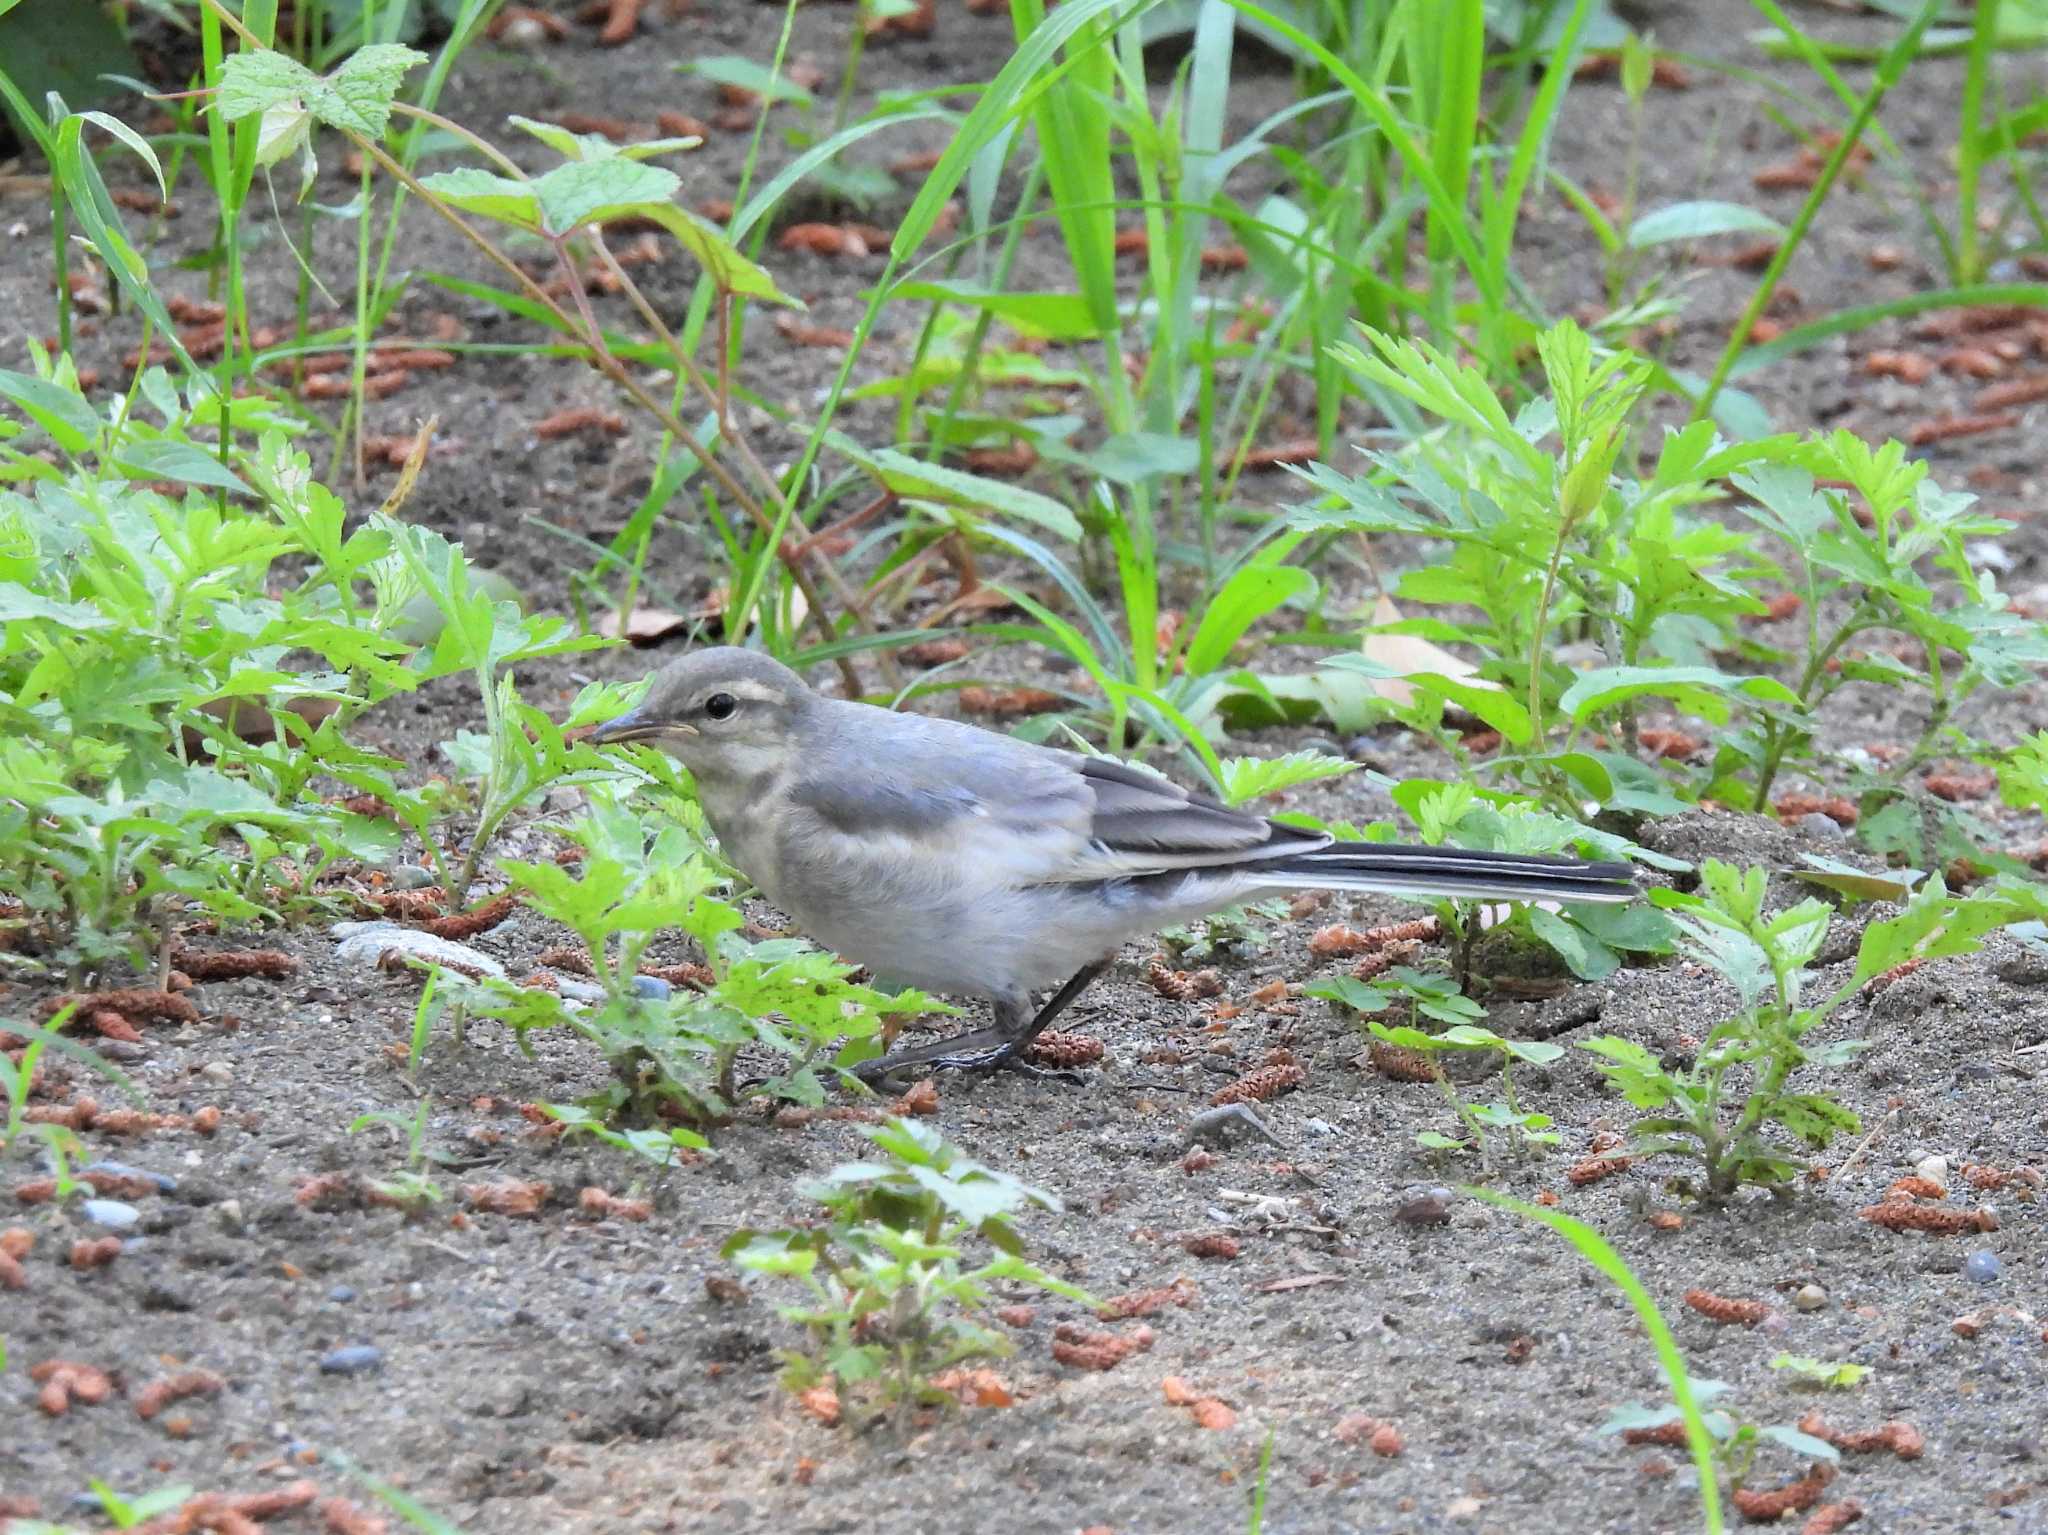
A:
[[3, 2, 2047, 1533]]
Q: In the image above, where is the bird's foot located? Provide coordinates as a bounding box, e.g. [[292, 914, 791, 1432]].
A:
[[849, 1028, 1083, 1091]]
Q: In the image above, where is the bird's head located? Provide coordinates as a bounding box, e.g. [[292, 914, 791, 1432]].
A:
[[590, 647, 814, 780]]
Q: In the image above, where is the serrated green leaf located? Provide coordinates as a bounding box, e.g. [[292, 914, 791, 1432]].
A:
[[531, 157, 680, 235], [417, 167, 542, 229], [1216, 751, 1357, 806], [216, 50, 319, 122], [324, 44, 426, 136]]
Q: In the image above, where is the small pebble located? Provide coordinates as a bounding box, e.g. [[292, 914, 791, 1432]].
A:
[[631, 974, 672, 1002], [1393, 1190, 1452, 1227], [328, 1284, 358, 1304], [1343, 738, 1388, 768], [1965, 1251, 2000, 1285], [198, 1061, 234, 1086], [1792, 1284, 1828, 1312], [80, 1199, 140, 1231], [1795, 812, 1845, 842], [214, 1199, 245, 1234], [319, 1344, 384, 1376], [1915, 1154, 1949, 1192], [1185, 1103, 1282, 1149], [391, 863, 437, 890], [544, 785, 586, 814]]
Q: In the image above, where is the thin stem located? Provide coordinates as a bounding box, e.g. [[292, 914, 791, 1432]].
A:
[[1692, 0, 1941, 424], [1956, 0, 2001, 283]]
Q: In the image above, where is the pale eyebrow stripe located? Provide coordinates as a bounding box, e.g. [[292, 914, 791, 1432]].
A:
[[727, 681, 789, 704]]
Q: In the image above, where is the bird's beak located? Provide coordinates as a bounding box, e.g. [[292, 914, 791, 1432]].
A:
[[589, 707, 695, 745]]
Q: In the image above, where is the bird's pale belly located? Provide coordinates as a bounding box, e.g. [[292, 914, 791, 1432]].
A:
[[783, 880, 1092, 1001]]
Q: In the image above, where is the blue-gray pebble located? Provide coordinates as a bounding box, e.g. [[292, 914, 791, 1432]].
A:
[[319, 1344, 384, 1375], [631, 974, 671, 1001], [80, 1199, 139, 1231], [1965, 1250, 2000, 1284]]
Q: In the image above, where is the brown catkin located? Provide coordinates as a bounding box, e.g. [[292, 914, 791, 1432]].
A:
[[1367, 1039, 1441, 1083], [170, 947, 298, 981], [1801, 1503, 1863, 1535], [1145, 959, 1225, 1000], [1683, 1288, 1770, 1325], [135, 1369, 225, 1420], [1210, 1062, 1305, 1106], [1028, 1032, 1105, 1067], [1567, 1155, 1631, 1186], [1859, 1201, 1997, 1234], [1731, 1464, 1835, 1522], [1050, 1322, 1154, 1372]]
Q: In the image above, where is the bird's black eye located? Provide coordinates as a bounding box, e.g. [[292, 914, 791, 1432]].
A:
[[703, 692, 737, 721]]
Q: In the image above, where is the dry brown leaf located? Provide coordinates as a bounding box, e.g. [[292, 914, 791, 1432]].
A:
[[596, 607, 693, 645], [1360, 593, 1493, 708]]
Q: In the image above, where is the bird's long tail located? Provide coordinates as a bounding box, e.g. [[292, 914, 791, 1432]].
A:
[[1252, 842, 1637, 905]]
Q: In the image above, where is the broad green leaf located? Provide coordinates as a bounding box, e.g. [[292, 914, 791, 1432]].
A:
[[0, 587, 115, 629], [417, 167, 541, 229], [114, 440, 250, 493], [1304, 976, 1392, 1014], [0, 369, 99, 453], [624, 201, 801, 306], [1529, 908, 1619, 981], [1850, 885, 2013, 987], [1407, 672, 1533, 746], [1082, 432, 1203, 485], [1184, 565, 1312, 675], [1790, 857, 1919, 906], [217, 44, 423, 139], [1759, 1424, 1842, 1463], [216, 50, 320, 121], [1626, 200, 1785, 248], [826, 431, 1080, 539], [531, 157, 680, 236], [324, 44, 426, 136], [1559, 665, 1800, 724]]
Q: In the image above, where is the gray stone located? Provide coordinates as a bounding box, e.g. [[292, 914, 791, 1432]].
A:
[[1185, 1103, 1282, 1149], [318, 1344, 384, 1376], [80, 1199, 139, 1231], [1796, 812, 1846, 841]]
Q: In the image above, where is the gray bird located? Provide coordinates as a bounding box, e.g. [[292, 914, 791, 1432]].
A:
[[590, 648, 1635, 1084]]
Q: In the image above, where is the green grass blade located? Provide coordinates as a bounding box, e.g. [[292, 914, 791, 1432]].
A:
[[1468, 1189, 1722, 1535]]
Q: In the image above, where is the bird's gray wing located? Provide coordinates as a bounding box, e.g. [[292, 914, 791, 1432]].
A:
[[784, 706, 1320, 885]]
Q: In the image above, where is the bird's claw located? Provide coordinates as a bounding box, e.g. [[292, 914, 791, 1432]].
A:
[[849, 1033, 1083, 1091]]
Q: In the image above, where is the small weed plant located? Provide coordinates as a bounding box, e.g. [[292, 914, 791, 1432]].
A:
[[1581, 861, 2037, 1201], [725, 1117, 1089, 1420], [1310, 966, 1561, 1165], [449, 790, 938, 1122]]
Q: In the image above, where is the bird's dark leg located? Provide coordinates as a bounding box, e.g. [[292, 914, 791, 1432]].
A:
[[849, 961, 1111, 1088]]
